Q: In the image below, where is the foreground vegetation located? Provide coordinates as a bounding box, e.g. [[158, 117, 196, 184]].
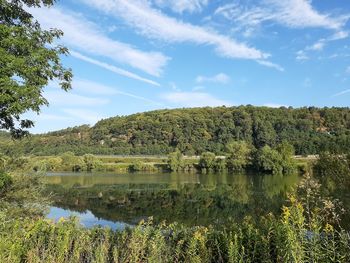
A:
[[0, 152, 350, 262], [1, 106, 350, 156], [1, 175, 350, 262]]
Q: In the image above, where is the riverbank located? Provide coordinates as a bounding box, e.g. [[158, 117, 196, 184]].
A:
[[10, 153, 312, 174]]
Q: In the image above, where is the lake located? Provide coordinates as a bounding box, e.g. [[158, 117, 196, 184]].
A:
[[44, 172, 301, 229]]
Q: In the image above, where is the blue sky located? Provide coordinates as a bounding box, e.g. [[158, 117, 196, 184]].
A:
[[25, 0, 350, 133]]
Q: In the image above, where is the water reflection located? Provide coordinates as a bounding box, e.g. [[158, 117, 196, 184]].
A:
[[47, 207, 131, 230], [45, 172, 300, 228]]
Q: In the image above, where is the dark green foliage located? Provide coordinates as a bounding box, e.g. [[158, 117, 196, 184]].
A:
[[199, 151, 216, 170], [313, 152, 350, 192], [254, 143, 296, 174], [167, 150, 184, 171], [2, 106, 350, 155], [0, 172, 49, 218], [0, 0, 72, 137], [0, 172, 12, 194], [226, 141, 252, 171], [83, 154, 101, 172]]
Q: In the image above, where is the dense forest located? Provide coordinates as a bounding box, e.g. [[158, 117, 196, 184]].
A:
[[1, 106, 350, 156]]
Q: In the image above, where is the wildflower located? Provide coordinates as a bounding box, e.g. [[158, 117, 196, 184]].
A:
[[324, 223, 334, 233]]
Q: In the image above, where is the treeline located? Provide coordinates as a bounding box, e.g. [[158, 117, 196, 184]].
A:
[[1, 106, 350, 156], [168, 141, 298, 175], [1, 141, 299, 175]]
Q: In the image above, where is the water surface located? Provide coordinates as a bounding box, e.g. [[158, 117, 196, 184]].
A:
[[45, 172, 300, 228]]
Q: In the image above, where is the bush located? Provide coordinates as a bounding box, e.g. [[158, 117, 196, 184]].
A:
[[199, 152, 216, 170], [0, 172, 12, 193], [167, 151, 184, 172]]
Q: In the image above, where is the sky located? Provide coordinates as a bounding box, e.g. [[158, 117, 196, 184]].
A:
[[24, 0, 350, 133]]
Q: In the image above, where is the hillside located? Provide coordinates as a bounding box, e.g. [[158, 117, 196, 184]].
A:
[[1, 106, 350, 156]]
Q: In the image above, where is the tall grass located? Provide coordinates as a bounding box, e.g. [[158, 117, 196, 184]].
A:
[[1, 197, 350, 263]]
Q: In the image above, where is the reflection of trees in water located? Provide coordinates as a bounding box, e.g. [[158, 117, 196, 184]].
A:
[[45, 173, 301, 227]]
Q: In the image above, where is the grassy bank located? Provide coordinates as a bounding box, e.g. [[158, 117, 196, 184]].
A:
[[1, 192, 349, 263]]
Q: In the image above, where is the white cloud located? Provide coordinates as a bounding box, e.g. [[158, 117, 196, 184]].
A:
[[328, 31, 349, 41], [332, 89, 350, 97], [70, 51, 160, 86], [307, 40, 326, 51], [72, 79, 161, 105], [29, 6, 169, 77], [161, 91, 230, 107], [196, 73, 230, 84], [153, 0, 208, 14], [79, 0, 274, 65], [296, 50, 309, 61], [215, 0, 348, 30], [62, 109, 105, 124], [257, 60, 285, 72]]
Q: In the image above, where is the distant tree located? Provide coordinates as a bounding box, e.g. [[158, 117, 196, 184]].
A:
[[226, 141, 252, 171], [199, 152, 216, 170], [213, 158, 226, 172], [83, 154, 101, 172], [276, 141, 296, 174], [0, 0, 72, 137], [255, 145, 283, 174], [167, 150, 184, 172], [313, 152, 350, 192]]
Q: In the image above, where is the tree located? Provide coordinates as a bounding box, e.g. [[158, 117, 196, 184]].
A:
[[199, 152, 216, 170], [83, 154, 101, 172], [167, 150, 184, 172], [226, 141, 252, 171], [276, 141, 296, 174], [0, 0, 72, 137], [255, 145, 283, 174]]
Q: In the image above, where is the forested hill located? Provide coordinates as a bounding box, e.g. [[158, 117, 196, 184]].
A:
[[1, 106, 350, 156]]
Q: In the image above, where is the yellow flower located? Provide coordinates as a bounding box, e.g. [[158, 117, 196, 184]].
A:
[[282, 206, 290, 222], [325, 223, 334, 233]]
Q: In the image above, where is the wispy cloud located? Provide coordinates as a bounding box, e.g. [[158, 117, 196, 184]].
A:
[[298, 31, 349, 59], [161, 91, 230, 107], [79, 0, 284, 70], [306, 40, 326, 51], [35, 114, 74, 122], [44, 91, 110, 107], [196, 73, 230, 84], [62, 109, 105, 124], [215, 0, 348, 31], [256, 60, 285, 72], [29, 6, 169, 77], [71, 79, 162, 105], [153, 0, 208, 14], [332, 89, 350, 97], [296, 50, 309, 61], [70, 51, 161, 86]]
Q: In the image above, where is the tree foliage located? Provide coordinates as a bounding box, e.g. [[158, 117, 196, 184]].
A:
[[1, 106, 350, 155], [199, 152, 216, 170], [167, 150, 184, 172], [0, 0, 72, 137], [226, 141, 252, 171]]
